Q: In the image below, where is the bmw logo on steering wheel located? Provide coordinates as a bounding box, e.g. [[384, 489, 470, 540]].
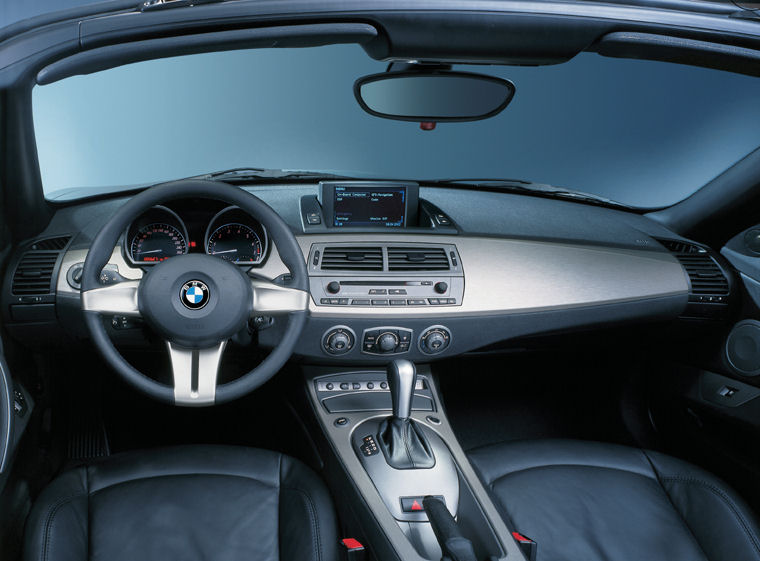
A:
[[180, 280, 210, 310]]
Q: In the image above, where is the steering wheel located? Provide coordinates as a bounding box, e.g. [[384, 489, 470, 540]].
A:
[[80, 180, 309, 406]]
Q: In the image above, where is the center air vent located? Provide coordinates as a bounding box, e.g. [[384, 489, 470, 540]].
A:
[[320, 246, 383, 271], [658, 239, 729, 297], [387, 246, 451, 271]]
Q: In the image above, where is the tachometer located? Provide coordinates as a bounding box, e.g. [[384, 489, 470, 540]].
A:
[[206, 223, 263, 263], [130, 223, 187, 263]]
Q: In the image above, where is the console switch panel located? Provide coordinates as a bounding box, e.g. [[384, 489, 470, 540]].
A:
[[363, 327, 412, 355]]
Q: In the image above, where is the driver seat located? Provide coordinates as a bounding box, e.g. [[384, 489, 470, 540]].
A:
[[23, 446, 338, 561]]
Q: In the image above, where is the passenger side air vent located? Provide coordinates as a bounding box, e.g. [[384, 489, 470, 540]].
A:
[[387, 247, 451, 271], [11, 236, 70, 295], [658, 238, 729, 308], [320, 246, 383, 271]]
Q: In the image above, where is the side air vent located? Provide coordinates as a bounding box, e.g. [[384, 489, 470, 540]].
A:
[[658, 239, 729, 298], [387, 246, 451, 271], [12, 251, 60, 295], [30, 235, 71, 251], [320, 246, 383, 271]]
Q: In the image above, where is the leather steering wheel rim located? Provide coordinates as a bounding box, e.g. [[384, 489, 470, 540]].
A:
[[81, 180, 309, 406]]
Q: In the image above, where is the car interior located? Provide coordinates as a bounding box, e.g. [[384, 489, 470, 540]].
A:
[[2, 1, 760, 560]]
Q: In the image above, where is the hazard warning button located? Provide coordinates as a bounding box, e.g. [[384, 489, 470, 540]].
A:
[[400, 495, 445, 513]]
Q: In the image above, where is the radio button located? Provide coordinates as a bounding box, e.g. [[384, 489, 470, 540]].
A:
[[407, 299, 426, 305], [388, 289, 407, 295], [389, 299, 406, 306], [371, 299, 389, 306], [352, 299, 371, 306], [369, 289, 387, 295]]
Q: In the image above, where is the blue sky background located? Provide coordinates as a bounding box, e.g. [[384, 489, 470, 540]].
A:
[[32, 44, 760, 207]]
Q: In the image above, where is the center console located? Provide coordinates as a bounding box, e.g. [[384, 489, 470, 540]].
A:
[[304, 361, 527, 561]]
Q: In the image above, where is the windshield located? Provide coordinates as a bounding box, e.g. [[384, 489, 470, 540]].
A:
[[33, 44, 760, 207]]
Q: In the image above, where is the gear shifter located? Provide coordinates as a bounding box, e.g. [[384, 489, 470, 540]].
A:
[[378, 360, 435, 469], [387, 358, 416, 420]]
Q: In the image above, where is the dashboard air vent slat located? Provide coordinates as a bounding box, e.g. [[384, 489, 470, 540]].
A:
[[12, 251, 60, 295], [387, 247, 450, 271], [320, 246, 383, 271], [30, 235, 71, 251], [658, 239, 729, 296]]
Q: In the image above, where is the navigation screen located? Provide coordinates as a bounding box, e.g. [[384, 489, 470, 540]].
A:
[[333, 185, 406, 227]]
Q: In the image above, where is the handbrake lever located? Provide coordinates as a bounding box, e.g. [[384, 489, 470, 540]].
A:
[[422, 496, 479, 561]]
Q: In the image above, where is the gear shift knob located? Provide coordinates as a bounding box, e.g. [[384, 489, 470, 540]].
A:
[[387, 359, 416, 420]]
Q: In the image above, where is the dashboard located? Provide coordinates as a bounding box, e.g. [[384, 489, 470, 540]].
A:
[[0, 182, 736, 364]]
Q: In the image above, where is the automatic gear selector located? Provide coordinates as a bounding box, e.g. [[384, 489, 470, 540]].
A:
[[378, 360, 435, 469]]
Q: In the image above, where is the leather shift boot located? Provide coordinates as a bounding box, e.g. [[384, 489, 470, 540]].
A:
[[378, 417, 435, 469]]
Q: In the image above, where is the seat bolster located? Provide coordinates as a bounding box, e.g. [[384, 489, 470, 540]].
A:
[[279, 455, 338, 561], [467, 439, 656, 486], [86, 444, 282, 492], [23, 468, 89, 561], [645, 450, 760, 561]]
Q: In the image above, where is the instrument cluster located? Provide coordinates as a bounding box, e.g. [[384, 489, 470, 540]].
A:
[[124, 202, 268, 266]]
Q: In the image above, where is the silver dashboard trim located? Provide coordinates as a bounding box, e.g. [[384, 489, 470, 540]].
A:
[[58, 234, 688, 318], [297, 234, 688, 317]]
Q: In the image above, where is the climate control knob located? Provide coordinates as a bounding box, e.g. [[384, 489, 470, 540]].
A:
[[419, 326, 451, 355], [377, 332, 399, 353], [322, 326, 356, 355]]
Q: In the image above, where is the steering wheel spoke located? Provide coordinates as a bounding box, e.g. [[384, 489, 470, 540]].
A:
[[81, 280, 141, 316], [251, 278, 309, 315], [167, 341, 227, 406]]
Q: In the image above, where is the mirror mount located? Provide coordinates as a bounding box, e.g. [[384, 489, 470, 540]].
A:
[[385, 61, 453, 73]]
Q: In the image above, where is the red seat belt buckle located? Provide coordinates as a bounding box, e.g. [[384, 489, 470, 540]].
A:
[[512, 531, 537, 561], [340, 538, 366, 561]]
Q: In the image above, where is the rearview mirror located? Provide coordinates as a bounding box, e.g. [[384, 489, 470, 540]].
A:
[[354, 71, 515, 122]]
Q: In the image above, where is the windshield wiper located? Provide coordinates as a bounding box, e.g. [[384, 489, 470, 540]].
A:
[[194, 167, 357, 183], [425, 178, 633, 210]]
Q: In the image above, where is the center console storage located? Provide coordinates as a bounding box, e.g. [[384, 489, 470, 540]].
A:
[[304, 361, 526, 561]]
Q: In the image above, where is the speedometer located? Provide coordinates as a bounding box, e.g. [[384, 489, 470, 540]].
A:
[[130, 223, 187, 263], [206, 223, 263, 263]]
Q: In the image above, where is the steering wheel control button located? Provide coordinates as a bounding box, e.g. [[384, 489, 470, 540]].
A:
[[419, 326, 452, 355], [180, 280, 210, 310], [322, 326, 356, 355]]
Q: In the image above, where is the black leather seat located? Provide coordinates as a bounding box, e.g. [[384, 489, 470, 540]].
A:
[[468, 439, 760, 561], [23, 445, 338, 561]]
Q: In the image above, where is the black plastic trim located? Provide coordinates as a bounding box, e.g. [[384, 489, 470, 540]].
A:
[[595, 31, 760, 77], [36, 23, 379, 85]]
